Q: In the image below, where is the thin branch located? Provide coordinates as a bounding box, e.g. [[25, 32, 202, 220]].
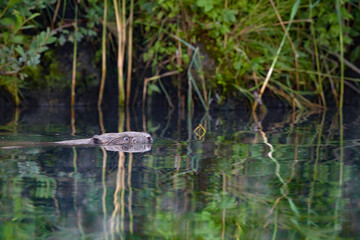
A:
[[51, 0, 61, 29]]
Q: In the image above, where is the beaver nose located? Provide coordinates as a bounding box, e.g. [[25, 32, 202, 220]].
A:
[[147, 136, 153, 143]]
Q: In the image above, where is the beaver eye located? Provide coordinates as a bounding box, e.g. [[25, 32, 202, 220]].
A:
[[123, 137, 129, 142], [93, 137, 101, 144]]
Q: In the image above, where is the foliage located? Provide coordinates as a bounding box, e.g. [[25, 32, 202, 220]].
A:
[[0, 0, 57, 104], [138, 0, 360, 108], [0, 0, 359, 108]]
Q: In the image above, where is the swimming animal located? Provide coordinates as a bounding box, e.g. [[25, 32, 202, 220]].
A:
[[54, 132, 153, 145], [1, 132, 153, 153]]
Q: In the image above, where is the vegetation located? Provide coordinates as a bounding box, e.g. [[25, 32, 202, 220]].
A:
[[0, 0, 359, 109]]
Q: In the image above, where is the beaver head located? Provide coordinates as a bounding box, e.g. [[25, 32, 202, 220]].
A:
[[91, 132, 153, 145]]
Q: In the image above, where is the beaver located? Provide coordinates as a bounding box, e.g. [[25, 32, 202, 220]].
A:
[[55, 131, 153, 145], [1, 132, 153, 152]]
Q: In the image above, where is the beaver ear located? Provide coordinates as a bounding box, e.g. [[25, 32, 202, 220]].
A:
[[92, 135, 102, 144]]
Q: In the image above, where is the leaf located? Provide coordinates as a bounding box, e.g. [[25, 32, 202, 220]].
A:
[[13, 10, 23, 25], [157, 11, 164, 20], [9, 0, 23, 6], [39, 31, 46, 42], [46, 37, 56, 45], [38, 46, 48, 53], [58, 35, 66, 45], [205, 4, 213, 12], [20, 25, 35, 30], [87, 29, 97, 37], [290, 0, 300, 19], [30, 37, 37, 49], [74, 31, 83, 41], [28, 13, 40, 21], [15, 45, 26, 57], [19, 72, 28, 80], [68, 34, 74, 42], [288, 198, 299, 216], [0, 18, 14, 27], [12, 35, 23, 44], [3, 32, 9, 42], [234, 61, 242, 71], [148, 84, 161, 94], [140, 2, 155, 13], [350, 45, 360, 62], [196, 0, 214, 12], [223, 9, 237, 23], [344, 35, 352, 45], [80, 27, 87, 35]]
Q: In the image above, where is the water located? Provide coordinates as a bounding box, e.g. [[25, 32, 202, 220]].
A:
[[0, 107, 359, 239]]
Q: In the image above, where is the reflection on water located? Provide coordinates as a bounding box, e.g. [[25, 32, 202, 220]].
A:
[[0, 107, 359, 239]]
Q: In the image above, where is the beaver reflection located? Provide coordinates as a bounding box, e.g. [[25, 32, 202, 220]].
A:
[[102, 144, 152, 152]]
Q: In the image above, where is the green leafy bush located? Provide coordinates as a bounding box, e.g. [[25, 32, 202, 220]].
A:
[[0, 0, 56, 104]]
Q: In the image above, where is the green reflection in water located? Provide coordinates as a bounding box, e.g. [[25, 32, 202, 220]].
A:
[[0, 109, 357, 239]]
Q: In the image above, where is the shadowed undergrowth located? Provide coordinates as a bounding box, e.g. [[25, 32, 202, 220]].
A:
[[0, 0, 359, 109]]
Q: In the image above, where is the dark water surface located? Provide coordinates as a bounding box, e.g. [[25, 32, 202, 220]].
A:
[[0, 107, 359, 239]]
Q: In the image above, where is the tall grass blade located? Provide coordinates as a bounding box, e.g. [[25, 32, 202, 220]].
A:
[[269, 0, 299, 92], [126, 0, 134, 107], [252, 0, 300, 111], [309, 0, 326, 108], [158, 79, 174, 108], [188, 48, 208, 111], [71, 4, 78, 108], [98, 0, 108, 107], [336, 0, 344, 109]]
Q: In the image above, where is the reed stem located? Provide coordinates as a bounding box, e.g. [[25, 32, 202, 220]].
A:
[[309, 0, 326, 108], [51, 0, 61, 29], [336, 0, 344, 109], [71, 4, 78, 108], [126, 0, 134, 107], [113, 0, 125, 107], [98, 0, 108, 107]]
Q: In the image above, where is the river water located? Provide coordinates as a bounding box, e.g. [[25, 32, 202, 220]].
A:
[[0, 107, 359, 239]]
